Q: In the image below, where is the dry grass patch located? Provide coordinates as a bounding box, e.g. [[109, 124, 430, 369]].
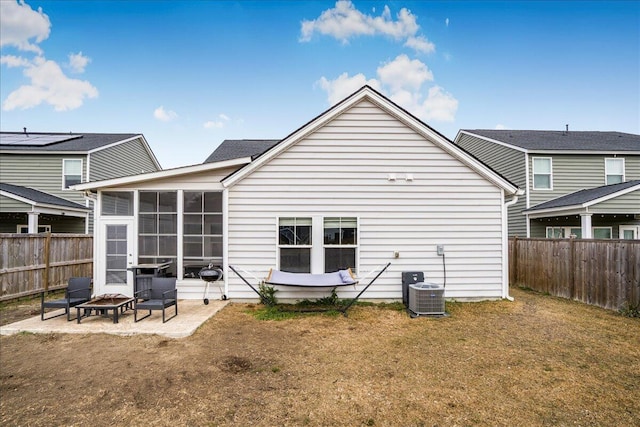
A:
[[1, 287, 639, 426]]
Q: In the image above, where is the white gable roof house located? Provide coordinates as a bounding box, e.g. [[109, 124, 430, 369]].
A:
[[74, 86, 522, 303]]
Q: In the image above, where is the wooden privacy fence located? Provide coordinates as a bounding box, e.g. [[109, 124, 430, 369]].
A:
[[0, 233, 93, 301], [509, 237, 640, 311]]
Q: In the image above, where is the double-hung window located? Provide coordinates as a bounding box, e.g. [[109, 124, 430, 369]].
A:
[[278, 216, 358, 273], [183, 191, 223, 277], [63, 159, 82, 189], [278, 217, 312, 273], [324, 217, 357, 272], [532, 157, 552, 190], [605, 158, 624, 185], [138, 191, 177, 276]]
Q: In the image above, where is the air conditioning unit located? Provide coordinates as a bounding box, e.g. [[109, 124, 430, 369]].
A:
[[408, 282, 445, 316]]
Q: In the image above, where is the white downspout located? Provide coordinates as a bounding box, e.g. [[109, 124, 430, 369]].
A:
[[502, 191, 521, 301]]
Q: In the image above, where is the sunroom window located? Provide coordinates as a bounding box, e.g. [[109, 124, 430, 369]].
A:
[[101, 192, 133, 216], [183, 191, 223, 278], [324, 217, 357, 272], [278, 217, 311, 273], [138, 191, 177, 277]]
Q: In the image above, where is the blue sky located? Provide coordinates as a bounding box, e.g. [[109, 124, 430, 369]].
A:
[[1, 1, 638, 169]]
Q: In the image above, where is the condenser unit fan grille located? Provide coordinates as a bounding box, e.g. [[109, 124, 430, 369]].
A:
[[408, 283, 445, 315]]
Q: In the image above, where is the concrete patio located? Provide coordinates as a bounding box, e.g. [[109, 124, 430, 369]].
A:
[[0, 299, 229, 339]]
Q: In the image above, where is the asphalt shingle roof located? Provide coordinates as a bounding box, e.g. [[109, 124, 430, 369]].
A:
[[0, 132, 140, 152], [525, 180, 640, 212], [463, 130, 640, 152], [0, 183, 89, 210], [204, 139, 280, 163]]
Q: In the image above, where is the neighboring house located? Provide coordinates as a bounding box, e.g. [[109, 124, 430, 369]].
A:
[[0, 183, 91, 233], [455, 130, 640, 239], [74, 86, 521, 301], [0, 132, 161, 233]]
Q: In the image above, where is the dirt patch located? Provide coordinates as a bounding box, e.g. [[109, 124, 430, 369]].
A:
[[1, 287, 639, 426]]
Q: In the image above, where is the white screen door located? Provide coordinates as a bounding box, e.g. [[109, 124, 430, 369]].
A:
[[98, 219, 134, 296]]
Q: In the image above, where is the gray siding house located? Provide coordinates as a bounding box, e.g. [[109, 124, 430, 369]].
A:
[[455, 130, 640, 239], [0, 132, 161, 233]]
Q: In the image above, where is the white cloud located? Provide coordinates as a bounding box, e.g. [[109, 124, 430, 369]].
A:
[[316, 54, 458, 123], [203, 121, 223, 129], [495, 124, 507, 130], [404, 36, 435, 54], [204, 113, 231, 129], [417, 86, 458, 122], [1, 2, 98, 112], [445, 18, 450, 27], [377, 54, 433, 91], [68, 52, 90, 73], [300, 0, 431, 54], [2, 56, 98, 111], [0, 0, 51, 54], [1, 54, 31, 68], [316, 72, 380, 105], [154, 106, 178, 122]]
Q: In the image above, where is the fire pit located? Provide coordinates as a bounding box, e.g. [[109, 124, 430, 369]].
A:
[[76, 294, 134, 324]]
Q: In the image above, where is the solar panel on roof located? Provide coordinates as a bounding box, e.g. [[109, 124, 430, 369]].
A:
[[0, 134, 83, 146]]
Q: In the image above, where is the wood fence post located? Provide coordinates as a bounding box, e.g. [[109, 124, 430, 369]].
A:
[[569, 237, 575, 299], [512, 236, 518, 286], [43, 232, 51, 291]]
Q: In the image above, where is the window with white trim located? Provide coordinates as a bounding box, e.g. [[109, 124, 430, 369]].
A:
[[17, 225, 51, 233], [138, 191, 177, 277], [278, 217, 312, 273], [605, 158, 624, 185], [546, 226, 612, 239], [183, 191, 223, 277], [101, 192, 133, 216], [593, 227, 612, 239], [63, 159, 83, 189], [546, 227, 581, 238], [324, 217, 357, 272], [532, 157, 552, 190], [619, 225, 639, 240]]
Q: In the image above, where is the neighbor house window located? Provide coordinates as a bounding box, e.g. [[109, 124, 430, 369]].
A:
[[324, 217, 357, 272], [546, 226, 612, 239], [183, 191, 223, 278], [593, 227, 612, 239], [17, 225, 51, 233], [101, 192, 133, 216], [138, 191, 177, 277], [619, 226, 638, 240], [605, 158, 624, 185], [546, 227, 581, 238], [278, 217, 312, 273], [532, 157, 552, 190], [63, 159, 82, 189]]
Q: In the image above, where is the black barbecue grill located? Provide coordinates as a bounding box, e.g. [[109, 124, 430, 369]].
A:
[[198, 265, 224, 304]]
